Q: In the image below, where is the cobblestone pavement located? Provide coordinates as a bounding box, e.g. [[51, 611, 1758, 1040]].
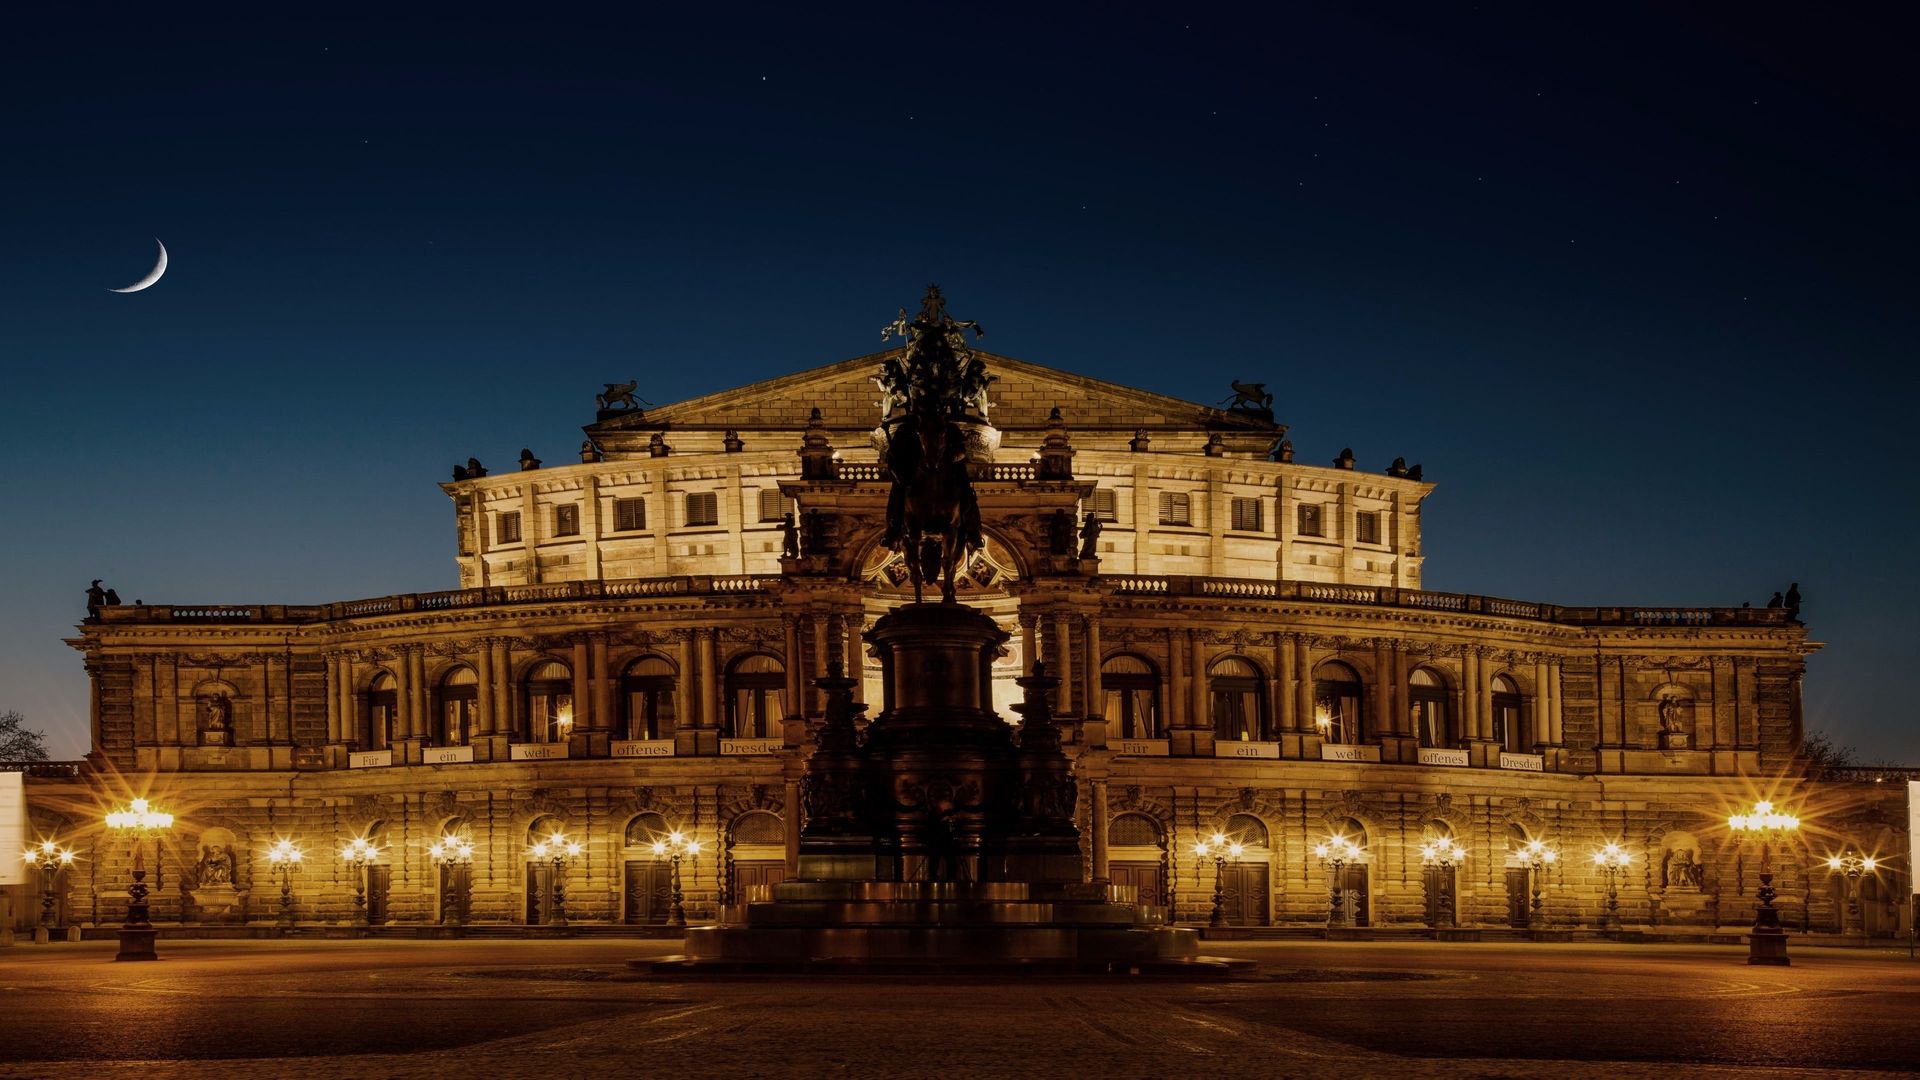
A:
[[0, 938, 1914, 1078]]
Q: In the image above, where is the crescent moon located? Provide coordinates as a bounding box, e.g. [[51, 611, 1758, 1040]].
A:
[[109, 238, 168, 293]]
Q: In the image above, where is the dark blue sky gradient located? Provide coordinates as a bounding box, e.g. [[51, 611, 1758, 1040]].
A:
[[1, 5, 1914, 761]]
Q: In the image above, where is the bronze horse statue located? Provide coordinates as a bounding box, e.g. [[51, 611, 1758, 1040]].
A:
[[877, 287, 988, 604]]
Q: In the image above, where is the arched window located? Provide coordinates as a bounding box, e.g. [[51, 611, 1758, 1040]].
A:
[[526, 815, 565, 847], [1110, 813, 1164, 847], [437, 666, 477, 747], [726, 654, 786, 740], [1100, 655, 1160, 739], [363, 671, 398, 750], [1313, 661, 1365, 744], [1208, 657, 1268, 742], [1409, 667, 1453, 747], [1491, 674, 1525, 753], [731, 811, 784, 846], [620, 657, 678, 741], [624, 812, 669, 848], [1226, 813, 1269, 849], [523, 661, 573, 743]]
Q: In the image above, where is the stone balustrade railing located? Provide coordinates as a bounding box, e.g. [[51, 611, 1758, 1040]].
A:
[[1100, 575, 1790, 628], [89, 574, 1791, 630], [0, 761, 84, 778]]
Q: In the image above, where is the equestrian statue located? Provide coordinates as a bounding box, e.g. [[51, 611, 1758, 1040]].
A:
[[876, 285, 991, 603]]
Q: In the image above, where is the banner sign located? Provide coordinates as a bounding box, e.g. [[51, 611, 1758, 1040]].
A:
[[0, 772, 23, 886]]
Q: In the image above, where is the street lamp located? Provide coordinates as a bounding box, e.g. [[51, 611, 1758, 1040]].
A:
[[104, 796, 174, 961], [1193, 832, 1245, 929], [1419, 837, 1466, 928], [1313, 834, 1363, 927], [429, 834, 476, 927], [528, 830, 582, 927], [650, 831, 701, 928], [1517, 838, 1558, 927], [1591, 842, 1632, 933], [1823, 849, 1878, 937], [339, 836, 379, 929], [265, 839, 303, 930], [1728, 799, 1801, 966], [22, 839, 75, 943]]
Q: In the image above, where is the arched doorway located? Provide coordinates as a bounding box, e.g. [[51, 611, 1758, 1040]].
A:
[[1108, 813, 1167, 911], [1221, 813, 1270, 927], [1490, 675, 1526, 753], [522, 661, 573, 743], [725, 811, 786, 905], [1329, 818, 1370, 927], [1422, 823, 1459, 928], [622, 812, 672, 925], [1208, 657, 1268, 742], [436, 666, 477, 746], [619, 656, 678, 741], [725, 655, 786, 739], [362, 672, 398, 750], [523, 815, 567, 925], [1313, 662, 1365, 744], [1100, 655, 1161, 739], [363, 821, 392, 925], [1409, 668, 1454, 748], [435, 818, 474, 924], [1504, 823, 1533, 928]]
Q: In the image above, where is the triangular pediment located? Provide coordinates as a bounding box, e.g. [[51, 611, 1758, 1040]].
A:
[[587, 349, 1279, 446]]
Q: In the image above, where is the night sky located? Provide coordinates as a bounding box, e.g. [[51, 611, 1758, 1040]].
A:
[[1, 5, 1914, 762]]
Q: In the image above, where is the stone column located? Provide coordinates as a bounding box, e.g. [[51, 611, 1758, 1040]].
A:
[[409, 647, 429, 740], [1275, 635, 1296, 733], [476, 642, 496, 737], [1019, 614, 1037, 676], [783, 778, 802, 876], [675, 631, 695, 738], [1547, 660, 1565, 747], [782, 616, 803, 709], [1054, 614, 1075, 715], [811, 615, 829, 716], [1082, 615, 1102, 719], [1090, 780, 1111, 883], [571, 638, 591, 730], [1167, 626, 1188, 733], [1293, 637, 1314, 734], [1533, 658, 1552, 750], [699, 628, 721, 752], [1189, 631, 1209, 748], [590, 634, 612, 738], [324, 656, 342, 744], [1463, 647, 1482, 740], [848, 616, 866, 704], [489, 639, 513, 741]]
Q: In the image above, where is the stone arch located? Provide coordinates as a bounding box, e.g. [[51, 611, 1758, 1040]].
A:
[[510, 794, 572, 843], [356, 665, 400, 693], [845, 521, 1033, 587]]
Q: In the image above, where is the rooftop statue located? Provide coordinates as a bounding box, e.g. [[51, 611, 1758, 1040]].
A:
[[877, 286, 991, 603]]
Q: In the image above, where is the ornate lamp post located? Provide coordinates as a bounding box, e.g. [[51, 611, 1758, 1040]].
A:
[[1823, 849, 1877, 937], [104, 796, 174, 961], [528, 830, 582, 928], [429, 834, 476, 927], [23, 839, 75, 943], [1419, 837, 1466, 928], [1193, 833, 1244, 929], [650, 831, 701, 928], [265, 839, 303, 930], [1728, 800, 1800, 966], [1313, 834, 1363, 928], [1591, 842, 1632, 933], [339, 836, 379, 929], [1518, 838, 1558, 927]]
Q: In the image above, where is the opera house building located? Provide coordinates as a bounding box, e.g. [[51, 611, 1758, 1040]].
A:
[[6, 334, 1910, 942]]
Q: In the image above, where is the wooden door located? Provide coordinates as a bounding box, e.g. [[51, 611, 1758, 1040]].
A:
[[733, 860, 785, 904], [365, 865, 391, 924], [1111, 861, 1163, 907], [1342, 865, 1370, 926], [439, 864, 471, 923], [1506, 867, 1532, 928], [624, 861, 672, 925], [1423, 865, 1456, 927], [526, 864, 553, 925], [1225, 863, 1269, 926]]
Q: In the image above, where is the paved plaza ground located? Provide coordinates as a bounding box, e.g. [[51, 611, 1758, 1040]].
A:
[[0, 936, 1914, 1078]]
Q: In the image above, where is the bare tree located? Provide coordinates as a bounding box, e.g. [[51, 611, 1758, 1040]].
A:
[[0, 710, 49, 762], [1799, 730, 1856, 771]]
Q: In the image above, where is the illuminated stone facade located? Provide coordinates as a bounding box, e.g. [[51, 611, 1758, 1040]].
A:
[[14, 347, 1904, 940]]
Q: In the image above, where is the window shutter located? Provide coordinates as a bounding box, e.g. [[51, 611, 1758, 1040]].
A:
[[1088, 489, 1117, 521], [759, 489, 785, 521], [614, 497, 646, 532]]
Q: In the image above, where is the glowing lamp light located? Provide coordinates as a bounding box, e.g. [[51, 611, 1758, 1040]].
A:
[[1591, 842, 1631, 869], [1728, 800, 1800, 835], [266, 839, 304, 865], [340, 837, 379, 863], [429, 835, 474, 863], [1420, 838, 1466, 865], [105, 797, 174, 832]]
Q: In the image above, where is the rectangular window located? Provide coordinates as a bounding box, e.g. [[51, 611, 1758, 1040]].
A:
[[496, 512, 521, 544], [613, 497, 646, 532], [1355, 510, 1380, 545], [1297, 504, 1324, 537], [685, 491, 719, 527], [1158, 491, 1191, 526], [1087, 488, 1118, 522], [552, 504, 580, 538], [758, 489, 786, 522], [1230, 497, 1262, 532]]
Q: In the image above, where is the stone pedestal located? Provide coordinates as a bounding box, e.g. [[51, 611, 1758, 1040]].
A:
[[189, 884, 247, 923]]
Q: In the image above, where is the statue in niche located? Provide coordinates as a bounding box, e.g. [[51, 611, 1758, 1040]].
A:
[[196, 844, 236, 887], [1658, 694, 1687, 734], [1662, 848, 1702, 892], [202, 692, 232, 733], [1078, 512, 1102, 560]]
